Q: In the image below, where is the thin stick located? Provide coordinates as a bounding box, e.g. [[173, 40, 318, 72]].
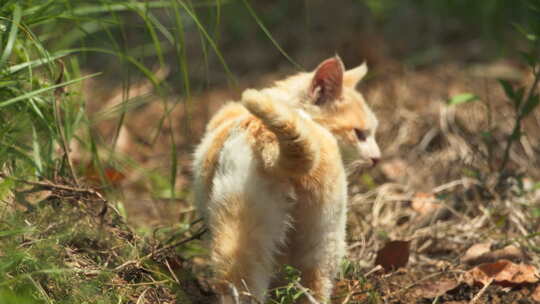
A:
[[340, 280, 361, 304], [364, 265, 383, 277], [228, 283, 240, 304], [0, 173, 105, 201], [114, 227, 207, 271], [294, 281, 321, 304], [469, 278, 493, 304]]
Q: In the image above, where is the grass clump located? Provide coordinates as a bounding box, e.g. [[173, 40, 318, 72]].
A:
[[0, 187, 210, 304], [0, 1, 221, 303]]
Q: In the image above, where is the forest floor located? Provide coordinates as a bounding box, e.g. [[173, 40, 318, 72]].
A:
[[3, 58, 540, 303]]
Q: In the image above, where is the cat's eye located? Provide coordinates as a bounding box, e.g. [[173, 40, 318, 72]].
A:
[[354, 129, 367, 141]]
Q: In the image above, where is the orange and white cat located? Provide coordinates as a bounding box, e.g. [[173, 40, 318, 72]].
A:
[[193, 56, 380, 303]]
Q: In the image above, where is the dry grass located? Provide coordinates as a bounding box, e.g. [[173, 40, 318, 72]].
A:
[[6, 59, 537, 303]]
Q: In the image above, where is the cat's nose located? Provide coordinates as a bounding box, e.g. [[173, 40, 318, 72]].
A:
[[371, 158, 380, 167]]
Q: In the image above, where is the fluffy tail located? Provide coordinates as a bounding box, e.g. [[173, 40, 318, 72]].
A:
[[241, 89, 318, 174]]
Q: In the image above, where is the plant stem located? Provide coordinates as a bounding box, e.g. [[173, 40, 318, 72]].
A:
[[499, 64, 540, 175]]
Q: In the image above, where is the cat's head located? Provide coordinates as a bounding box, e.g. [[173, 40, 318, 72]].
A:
[[302, 56, 381, 168]]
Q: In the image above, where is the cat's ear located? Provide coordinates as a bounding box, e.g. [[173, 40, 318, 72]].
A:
[[309, 56, 344, 105], [344, 62, 368, 87]]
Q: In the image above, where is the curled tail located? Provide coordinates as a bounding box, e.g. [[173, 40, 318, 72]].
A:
[[241, 89, 318, 174]]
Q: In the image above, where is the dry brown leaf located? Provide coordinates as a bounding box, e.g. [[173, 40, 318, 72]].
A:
[[490, 245, 528, 262], [374, 240, 410, 272], [416, 278, 459, 299], [85, 163, 126, 187], [411, 192, 441, 215], [461, 242, 492, 265], [461, 243, 527, 266], [532, 284, 540, 302], [380, 158, 408, 180], [461, 259, 539, 287]]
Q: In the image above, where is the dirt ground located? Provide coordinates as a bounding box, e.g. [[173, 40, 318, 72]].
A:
[[76, 52, 540, 303]]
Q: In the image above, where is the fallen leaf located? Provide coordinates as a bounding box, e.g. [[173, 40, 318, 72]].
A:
[[416, 278, 459, 299], [461, 242, 492, 265], [461, 243, 527, 266], [374, 240, 410, 272], [461, 259, 539, 287], [490, 245, 528, 262], [532, 284, 540, 302], [85, 163, 126, 187], [411, 192, 441, 215]]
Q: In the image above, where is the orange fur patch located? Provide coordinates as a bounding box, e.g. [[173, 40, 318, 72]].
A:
[[240, 117, 281, 172], [300, 268, 327, 302], [206, 103, 247, 131], [211, 193, 272, 292], [201, 123, 236, 194], [316, 99, 367, 135]]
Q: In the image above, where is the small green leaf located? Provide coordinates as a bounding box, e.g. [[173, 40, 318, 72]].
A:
[[447, 93, 480, 105], [526, 33, 537, 41]]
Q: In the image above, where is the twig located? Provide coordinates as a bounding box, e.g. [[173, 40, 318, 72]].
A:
[[114, 227, 207, 272], [239, 280, 263, 304], [0, 173, 109, 221], [469, 278, 493, 304], [164, 259, 180, 284], [432, 178, 478, 193], [294, 281, 321, 304], [228, 283, 241, 304], [135, 287, 150, 304], [155, 227, 208, 256], [340, 280, 361, 304], [105, 280, 169, 286], [364, 265, 383, 277], [0, 173, 105, 201]]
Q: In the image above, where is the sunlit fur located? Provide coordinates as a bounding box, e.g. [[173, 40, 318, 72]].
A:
[[192, 56, 380, 303]]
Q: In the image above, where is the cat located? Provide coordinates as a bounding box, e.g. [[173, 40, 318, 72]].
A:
[[192, 56, 380, 303]]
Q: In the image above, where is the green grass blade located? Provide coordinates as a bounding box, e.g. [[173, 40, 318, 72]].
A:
[[0, 4, 22, 69], [31, 125, 43, 174], [240, 0, 302, 70], [0, 73, 101, 108], [146, 12, 175, 44], [6, 50, 76, 74], [177, 0, 236, 84], [134, 6, 166, 68]]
